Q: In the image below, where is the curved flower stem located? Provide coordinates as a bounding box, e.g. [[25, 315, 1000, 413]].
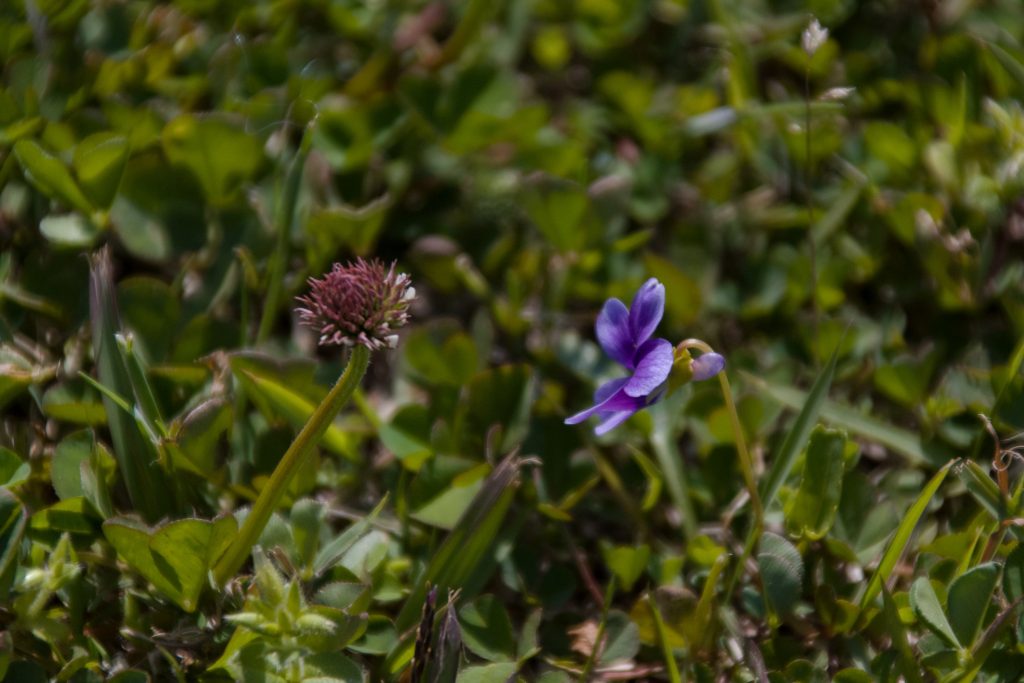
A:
[[677, 339, 763, 528], [213, 345, 371, 586], [678, 339, 764, 602]]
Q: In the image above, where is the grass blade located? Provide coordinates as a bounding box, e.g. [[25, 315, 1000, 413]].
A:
[[759, 351, 838, 509], [746, 371, 928, 467], [858, 460, 955, 613], [89, 247, 172, 522], [386, 455, 522, 676]]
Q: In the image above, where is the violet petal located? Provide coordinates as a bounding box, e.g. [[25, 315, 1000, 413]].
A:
[[628, 278, 664, 345], [593, 377, 629, 404], [564, 385, 645, 425], [692, 352, 726, 381], [595, 298, 634, 368], [623, 338, 673, 397], [595, 410, 637, 435]]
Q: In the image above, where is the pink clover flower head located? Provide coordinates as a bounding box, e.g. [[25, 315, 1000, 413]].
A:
[[565, 278, 725, 435], [296, 258, 414, 350]]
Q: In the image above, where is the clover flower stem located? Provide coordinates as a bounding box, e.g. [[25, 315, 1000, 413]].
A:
[[213, 344, 371, 586]]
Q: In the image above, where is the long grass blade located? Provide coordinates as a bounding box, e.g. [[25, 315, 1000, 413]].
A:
[[89, 247, 172, 522], [385, 455, 521, 676], [746, 371, 928, 467], [758, 351, 838, 509], [858, 460, 955, 613]]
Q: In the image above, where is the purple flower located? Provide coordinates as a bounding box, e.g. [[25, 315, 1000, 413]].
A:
[[565, 278, 725, 435], [564, 278, 673, 435]]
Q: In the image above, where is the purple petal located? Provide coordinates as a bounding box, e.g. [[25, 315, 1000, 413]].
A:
[[594, 377, 629, 404], [628, 278, 664, 345], [594, 410, 637, 435], [692, 352, 726, 381], [564, 385, 645, 425], [595, 298, 634, 368], [624, 338, 673, 398]]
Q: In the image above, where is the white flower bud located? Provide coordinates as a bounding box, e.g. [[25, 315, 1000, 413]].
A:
[[802, 18, 828, 56]]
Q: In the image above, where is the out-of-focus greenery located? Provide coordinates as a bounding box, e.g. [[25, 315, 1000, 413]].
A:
[[2, 0, 1024, 680]]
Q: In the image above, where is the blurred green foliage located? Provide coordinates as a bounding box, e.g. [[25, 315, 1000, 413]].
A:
[[2, 0, 1024, 680]]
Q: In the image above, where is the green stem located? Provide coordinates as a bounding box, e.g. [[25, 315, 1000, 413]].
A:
[[678, 340, 763, 527], [213, 345, 371, 585], [678, 340, 764, 604], [724, 518, 761, 605]]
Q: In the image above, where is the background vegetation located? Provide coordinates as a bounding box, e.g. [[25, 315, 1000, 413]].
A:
[[2, 0, 1024, 680]]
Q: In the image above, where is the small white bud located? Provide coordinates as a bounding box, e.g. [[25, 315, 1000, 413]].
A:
[[820, 87, 855, 101], [802, 18, 828, 56]]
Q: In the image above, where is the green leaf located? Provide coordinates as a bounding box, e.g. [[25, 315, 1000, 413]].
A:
[[858, 460, 954, 612], [103, 514, 237, 612], [785, 427, 846, 540], [29, 497, 97, 536], [39, 214, 100, 248], [455, 662, 517, 683], [52, 431, 95, 500], [521, 178, 589, 252], [909, 577, 960, 648], [13, 139, 94, 214], [379, 404, 433, 470], [73, 132, 129, 210], [410, 465, 487, 530], [234, 368, 358, 462], [166, 397, 232, 477], [0, 346, 40, 411], [600, 610, 641, 665], [161, 114, 263, 203], [600, 543, 651, 592], [41, 380, 106, 425], [759, 351, 837, 509], [1003, 544, 1024, 603], [946, 562, 1000, 648], [757, 532, 803, 619], [0, 489, 26, 601], [403, 327, 479, 387], [0, 447, 29, 488], [306, 197, 391, 269], [832, 670, 873, 683], [313, 497, 388, 576], [459, 595, 517, 662]]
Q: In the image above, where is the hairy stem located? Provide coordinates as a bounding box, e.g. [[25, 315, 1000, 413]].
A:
[[213, 345, 371, 585]]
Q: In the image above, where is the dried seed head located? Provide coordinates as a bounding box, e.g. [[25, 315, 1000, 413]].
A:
[[296, 259, 414, 350]]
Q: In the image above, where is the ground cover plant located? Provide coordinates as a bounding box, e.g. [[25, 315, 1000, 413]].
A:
[[2, 0, 1024, 680]]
